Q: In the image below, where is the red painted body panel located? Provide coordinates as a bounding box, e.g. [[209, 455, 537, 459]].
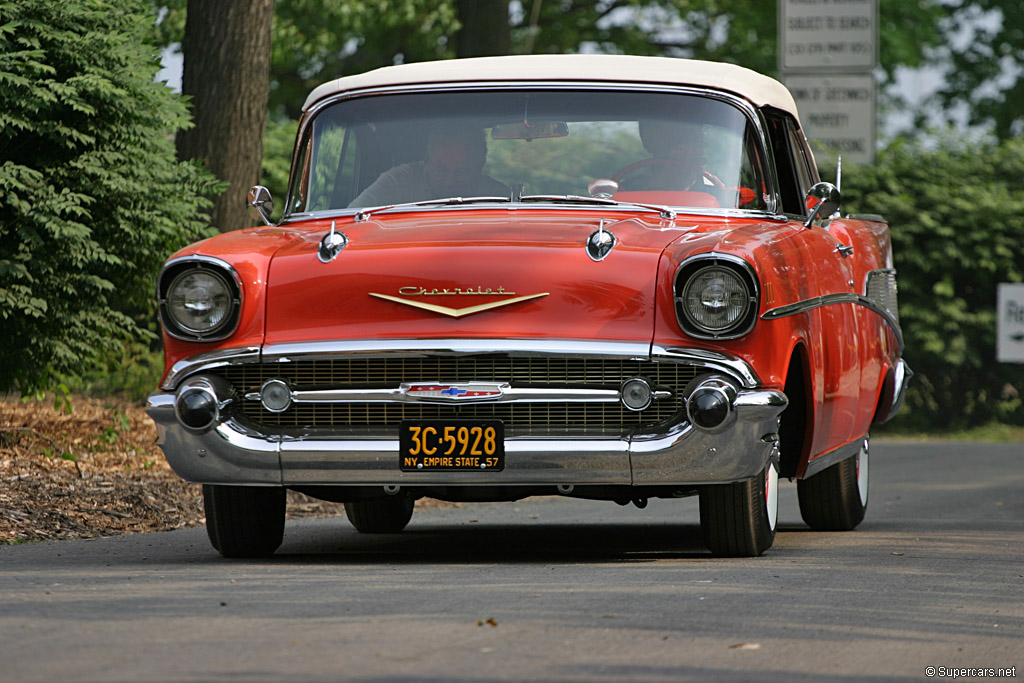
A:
[[159, 207, 898, 478], [263, 212, 680, 345]]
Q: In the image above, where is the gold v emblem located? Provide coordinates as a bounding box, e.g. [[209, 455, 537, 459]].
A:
[[369, 292, 549, 318]]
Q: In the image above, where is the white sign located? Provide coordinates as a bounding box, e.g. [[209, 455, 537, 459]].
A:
[[780, 0, 877, 72], [997, 283, 1024, 363], [784, 74, 876, 165]]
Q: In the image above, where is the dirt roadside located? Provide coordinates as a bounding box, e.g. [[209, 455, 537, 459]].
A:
[[0, 396, 344, 544]]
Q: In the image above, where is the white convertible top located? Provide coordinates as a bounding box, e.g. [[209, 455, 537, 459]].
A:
[[303, 54, 800, 120]]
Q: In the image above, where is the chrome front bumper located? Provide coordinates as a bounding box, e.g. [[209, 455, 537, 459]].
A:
[[146, 341, 787, 488]]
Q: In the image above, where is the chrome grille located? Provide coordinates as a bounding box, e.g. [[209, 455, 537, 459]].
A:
[[217, 355, 698, 429]]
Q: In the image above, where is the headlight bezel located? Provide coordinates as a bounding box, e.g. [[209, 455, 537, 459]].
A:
[[674, 253, 759, 340], [158, 255, 242, 342]]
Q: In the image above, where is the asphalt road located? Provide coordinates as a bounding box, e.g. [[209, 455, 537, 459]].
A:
[[1, 441, 1021, 683]]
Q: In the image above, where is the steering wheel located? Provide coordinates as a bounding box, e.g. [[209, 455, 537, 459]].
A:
[[613, 158, 727, 192]]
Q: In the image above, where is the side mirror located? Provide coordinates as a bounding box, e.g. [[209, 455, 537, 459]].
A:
[[248, 185, 274, 226], [803, 182, 840, 228]]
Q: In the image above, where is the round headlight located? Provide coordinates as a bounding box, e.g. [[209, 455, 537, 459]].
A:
[[679, 265, 752, 334], [165, 269, 233, 336]]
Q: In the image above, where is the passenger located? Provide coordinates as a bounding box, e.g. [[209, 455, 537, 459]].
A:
[[350, 126, 508, 207]]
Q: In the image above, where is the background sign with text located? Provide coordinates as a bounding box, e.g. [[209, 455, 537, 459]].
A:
[[997, 283, 1024, 363], [784, 74, 876, 165], [780, 0, 878, 72]]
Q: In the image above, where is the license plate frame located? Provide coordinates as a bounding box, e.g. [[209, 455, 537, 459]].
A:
[[399, 420, 505, 472]]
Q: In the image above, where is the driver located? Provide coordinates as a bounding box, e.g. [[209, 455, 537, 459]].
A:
[[617, 118, 715, 194], [350, 126, 508, 207]]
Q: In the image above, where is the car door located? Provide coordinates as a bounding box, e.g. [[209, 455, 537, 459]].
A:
[[766, 111, 861, 456]]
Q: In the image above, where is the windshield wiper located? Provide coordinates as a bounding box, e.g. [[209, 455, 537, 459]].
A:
[[354, 196, 511, 221], [518, 194, 676, 219]]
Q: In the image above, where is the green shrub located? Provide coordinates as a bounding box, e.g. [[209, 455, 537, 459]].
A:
[[0, 0, 221, 394], [842, 134, 1024, 430]]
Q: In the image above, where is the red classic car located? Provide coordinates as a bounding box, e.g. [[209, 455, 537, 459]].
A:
[[146, 55, 910, 557]]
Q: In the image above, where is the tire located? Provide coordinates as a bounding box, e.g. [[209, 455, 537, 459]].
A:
[[203, 484, 286, 558], [344, 496, 415, 534], [797, 437, 869, 531], [699, 461, 778, 557]]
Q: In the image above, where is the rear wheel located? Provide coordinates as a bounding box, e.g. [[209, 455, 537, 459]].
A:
[[699, 461, 778, 557], [797, 438, 869, 531], [344, 496, 415, 533], [203, 484, 286, 558]]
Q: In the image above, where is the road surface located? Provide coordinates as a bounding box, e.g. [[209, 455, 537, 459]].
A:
[[1, 441, 1021, 682]]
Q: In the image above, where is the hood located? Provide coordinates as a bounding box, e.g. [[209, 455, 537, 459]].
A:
[[263, 211, 690, 345]]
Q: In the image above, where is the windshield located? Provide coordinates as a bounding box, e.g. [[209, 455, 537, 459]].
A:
[[287, 89, 768, 216]]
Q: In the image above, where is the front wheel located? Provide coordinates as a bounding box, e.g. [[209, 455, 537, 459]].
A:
[[699, 462, 778, 557], [797, 437, 869, 531], [344, 496, 415, 533], [203, 484, 286, 558]]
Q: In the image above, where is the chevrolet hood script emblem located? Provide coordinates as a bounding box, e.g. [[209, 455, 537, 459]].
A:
[[369, 290, 549, 317]]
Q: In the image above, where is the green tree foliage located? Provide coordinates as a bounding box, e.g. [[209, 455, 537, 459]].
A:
[[0, 0, 220, 394], [842, 136, 1024, 429], [935, 0, 1024, 139]]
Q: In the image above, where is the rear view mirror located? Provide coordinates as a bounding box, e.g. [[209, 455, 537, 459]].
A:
[[491, 120, 569, 141]]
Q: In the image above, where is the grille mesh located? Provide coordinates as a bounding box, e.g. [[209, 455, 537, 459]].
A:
[[865, 270, 900, 322], [217, 355, 697, 429]]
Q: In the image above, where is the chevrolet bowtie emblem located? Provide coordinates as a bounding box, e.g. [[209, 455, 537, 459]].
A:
[[369, 291, 549, 318]]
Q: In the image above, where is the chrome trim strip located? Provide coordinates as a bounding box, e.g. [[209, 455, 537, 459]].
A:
[[655, 346, 761, 388], [164, 341, 764, 395], [261, 339, 655, 363], [244, 384, 625, 405], [161, 346, 262, 391], [761, 293, 905, 354]]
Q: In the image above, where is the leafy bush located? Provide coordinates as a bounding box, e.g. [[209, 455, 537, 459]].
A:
[[0, 0, 221, 394], [842, 134, 1024, 430]]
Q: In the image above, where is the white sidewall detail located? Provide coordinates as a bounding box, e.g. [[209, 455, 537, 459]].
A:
[[857, 439, 869, 507], [766, 462, 779, 531]]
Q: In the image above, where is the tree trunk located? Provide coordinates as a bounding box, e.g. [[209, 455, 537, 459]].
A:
[[176, 0, 274, 232], [456, 0, 510, 58]]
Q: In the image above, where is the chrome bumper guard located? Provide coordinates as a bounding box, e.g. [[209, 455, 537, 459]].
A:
[[146, 342, 787, 488]]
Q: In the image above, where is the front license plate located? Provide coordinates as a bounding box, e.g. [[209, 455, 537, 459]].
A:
[[399, 420, 505, 472]]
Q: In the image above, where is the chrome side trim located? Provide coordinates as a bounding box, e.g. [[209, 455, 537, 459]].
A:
[[761, 292, 905, 354], [802, 435, 866, 479], [161, 346, 262, 391]]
